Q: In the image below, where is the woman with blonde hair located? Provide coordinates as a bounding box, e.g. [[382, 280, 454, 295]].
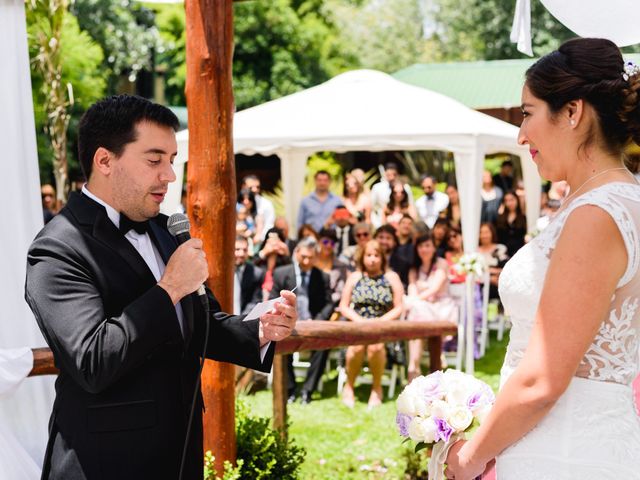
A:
[[339, 239, 404, 408]]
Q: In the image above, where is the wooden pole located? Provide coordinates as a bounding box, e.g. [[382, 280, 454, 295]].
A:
[[184, 0, 236, 471]]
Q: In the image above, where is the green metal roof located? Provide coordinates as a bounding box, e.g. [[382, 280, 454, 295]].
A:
[[393, 59, 536, 110], [393, 54, 640, 110]]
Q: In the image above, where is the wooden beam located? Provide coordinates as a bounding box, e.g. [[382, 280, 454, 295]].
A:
[[275, 320, 457, 354], [184, 0, 237, 471]]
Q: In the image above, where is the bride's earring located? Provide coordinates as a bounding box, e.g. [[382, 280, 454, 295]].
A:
[[570, 119, 576, 126]]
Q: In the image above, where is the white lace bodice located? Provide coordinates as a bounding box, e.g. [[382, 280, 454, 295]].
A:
[[499, 182, 640, 386]]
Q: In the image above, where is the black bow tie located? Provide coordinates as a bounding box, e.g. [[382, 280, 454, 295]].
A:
[[119, 214, 149, 235]]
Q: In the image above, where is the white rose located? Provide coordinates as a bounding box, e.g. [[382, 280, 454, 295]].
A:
[[475, 404, 492, 424], [408, 416, 437, 444], [396, 390, 429, 417], [447, 406, 473, 432], [430, 399, 451, 420]]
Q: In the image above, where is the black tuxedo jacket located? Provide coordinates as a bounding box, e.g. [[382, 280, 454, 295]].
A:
[[239, 262, 265, 315], [25, 192, 274, 480], [269, 264, 334, 320]]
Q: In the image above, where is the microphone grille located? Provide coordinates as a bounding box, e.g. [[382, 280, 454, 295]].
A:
[[167, 213, 191, 237]]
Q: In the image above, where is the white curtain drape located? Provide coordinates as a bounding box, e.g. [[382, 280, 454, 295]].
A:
[[0, 0, 56, 469]]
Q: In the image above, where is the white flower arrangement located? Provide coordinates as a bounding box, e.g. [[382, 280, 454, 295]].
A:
[[453, 252, 487, 277], [396, 369, 495, 479]]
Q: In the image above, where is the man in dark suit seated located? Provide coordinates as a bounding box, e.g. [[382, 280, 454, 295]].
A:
[[234, 235, 265, 315], [24, 94, 297, 480], [270, 237, 334, 404]]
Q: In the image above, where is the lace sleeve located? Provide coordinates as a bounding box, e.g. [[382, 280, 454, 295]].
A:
[[535, 186, 639, 288]]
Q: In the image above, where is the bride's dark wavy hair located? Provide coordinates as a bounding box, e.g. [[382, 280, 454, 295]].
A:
[[525, 38, 640, 157]]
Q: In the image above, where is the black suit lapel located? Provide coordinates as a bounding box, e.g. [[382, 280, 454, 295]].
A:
[[67, 193, 157, 286]]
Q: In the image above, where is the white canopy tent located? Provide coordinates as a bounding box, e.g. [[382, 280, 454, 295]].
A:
[[168, 69, 540, 253]]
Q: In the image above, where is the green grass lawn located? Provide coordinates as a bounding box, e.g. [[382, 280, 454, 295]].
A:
[[239, 331, 510, 479]]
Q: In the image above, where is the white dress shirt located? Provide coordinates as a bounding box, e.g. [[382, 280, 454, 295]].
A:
[[82, 186, 188, 336], [415, 190, 450, 229]]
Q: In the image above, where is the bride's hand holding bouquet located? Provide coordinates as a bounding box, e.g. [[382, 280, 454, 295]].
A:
[[396, 369, 494, 480]]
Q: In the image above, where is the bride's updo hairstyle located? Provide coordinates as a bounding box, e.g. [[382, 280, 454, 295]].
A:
[[525, 37, 640, 156]]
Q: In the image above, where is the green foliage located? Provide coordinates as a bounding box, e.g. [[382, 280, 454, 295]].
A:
[[326, 0, 430, 73], [428, 0, 574, 61], [71, 0, 163, 90], [233, 0, 333, 110], [234, 400, 306, 480], [203, 400, 305, 480], [204, 451, 243, 480], [27, 7, 105, 184], [153, 4, 186, 106]]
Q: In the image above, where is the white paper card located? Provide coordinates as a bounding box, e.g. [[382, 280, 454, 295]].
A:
[[243, 297, 281, 321]]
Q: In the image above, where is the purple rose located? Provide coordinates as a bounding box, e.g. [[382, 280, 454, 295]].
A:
[[434, 417, 454, 443], [466, 392, 482, 410], [396, 413, 412, 438]]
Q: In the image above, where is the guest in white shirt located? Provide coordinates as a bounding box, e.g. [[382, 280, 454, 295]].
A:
[[415, 174, 449, 229], [370, 162, 413, 228], [241, 174, 275, 239]]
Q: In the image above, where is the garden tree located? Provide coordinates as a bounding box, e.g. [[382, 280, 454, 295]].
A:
[[154, 4, 186, 107], [155, 0, 358, 109], [27, 5, 106, 191], [71, 0, 163, 92], [427, 0, 573, 61], [325, 0, 431, 73]]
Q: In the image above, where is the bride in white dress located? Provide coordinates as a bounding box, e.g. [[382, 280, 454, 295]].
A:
[[445, 37, 640, 479]]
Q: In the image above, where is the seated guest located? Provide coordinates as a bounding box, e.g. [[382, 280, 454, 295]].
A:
[[495, 191, 527, 257], [395, 213, 416, 266], [342, 172, 371, 223], [297, 223, 319, 242], [480, 170, 503, 224], [415, 175, 449, 229], [478, 222, 509, 300], [443, 184, 461, 230], [274, 216, 297, 253], [315, 229, 352, 306], [339, 239, 404, 408], [328, 206, 356, 257], [405, 233, 457, 382], [41, 184, 57, 224], [270, 237, 334, 404], [254, 227, 292, 301], [237, 188, 263, 246], [432, 218, 450, 258], [233, 236, 265, 315], [339, 222, 372, 268], [444, 227, 465, 284], [381, 181, 416, 229], [374, 224, 410, 291]]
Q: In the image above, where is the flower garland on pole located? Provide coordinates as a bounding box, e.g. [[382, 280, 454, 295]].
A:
[[453, 253, 487, 374]]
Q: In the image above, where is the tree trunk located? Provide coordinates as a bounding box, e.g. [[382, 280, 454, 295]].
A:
[[30, 0, 73, 202], [184, 0, 237, 473]]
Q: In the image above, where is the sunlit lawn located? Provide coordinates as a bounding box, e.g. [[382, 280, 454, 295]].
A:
[[239, 331, 509, 479]]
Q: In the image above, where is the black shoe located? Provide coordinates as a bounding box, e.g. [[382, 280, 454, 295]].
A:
[[287, 393, 297, 404], [300, 391, 312, 405]]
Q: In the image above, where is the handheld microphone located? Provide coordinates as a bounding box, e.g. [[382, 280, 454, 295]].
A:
[[168, 212, 211, 480], [167, 213, 207, 303]]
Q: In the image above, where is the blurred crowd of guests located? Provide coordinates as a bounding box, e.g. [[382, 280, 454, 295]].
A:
[[231, 162, 553, 408], [39, 160, 606, 408]]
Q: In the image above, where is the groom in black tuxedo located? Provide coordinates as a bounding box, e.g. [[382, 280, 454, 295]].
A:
[[24, 95, 297, 480]]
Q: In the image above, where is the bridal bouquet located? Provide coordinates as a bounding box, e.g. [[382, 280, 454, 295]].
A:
[[396, 369, 495, 480], [453, 253, 487, 277]]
